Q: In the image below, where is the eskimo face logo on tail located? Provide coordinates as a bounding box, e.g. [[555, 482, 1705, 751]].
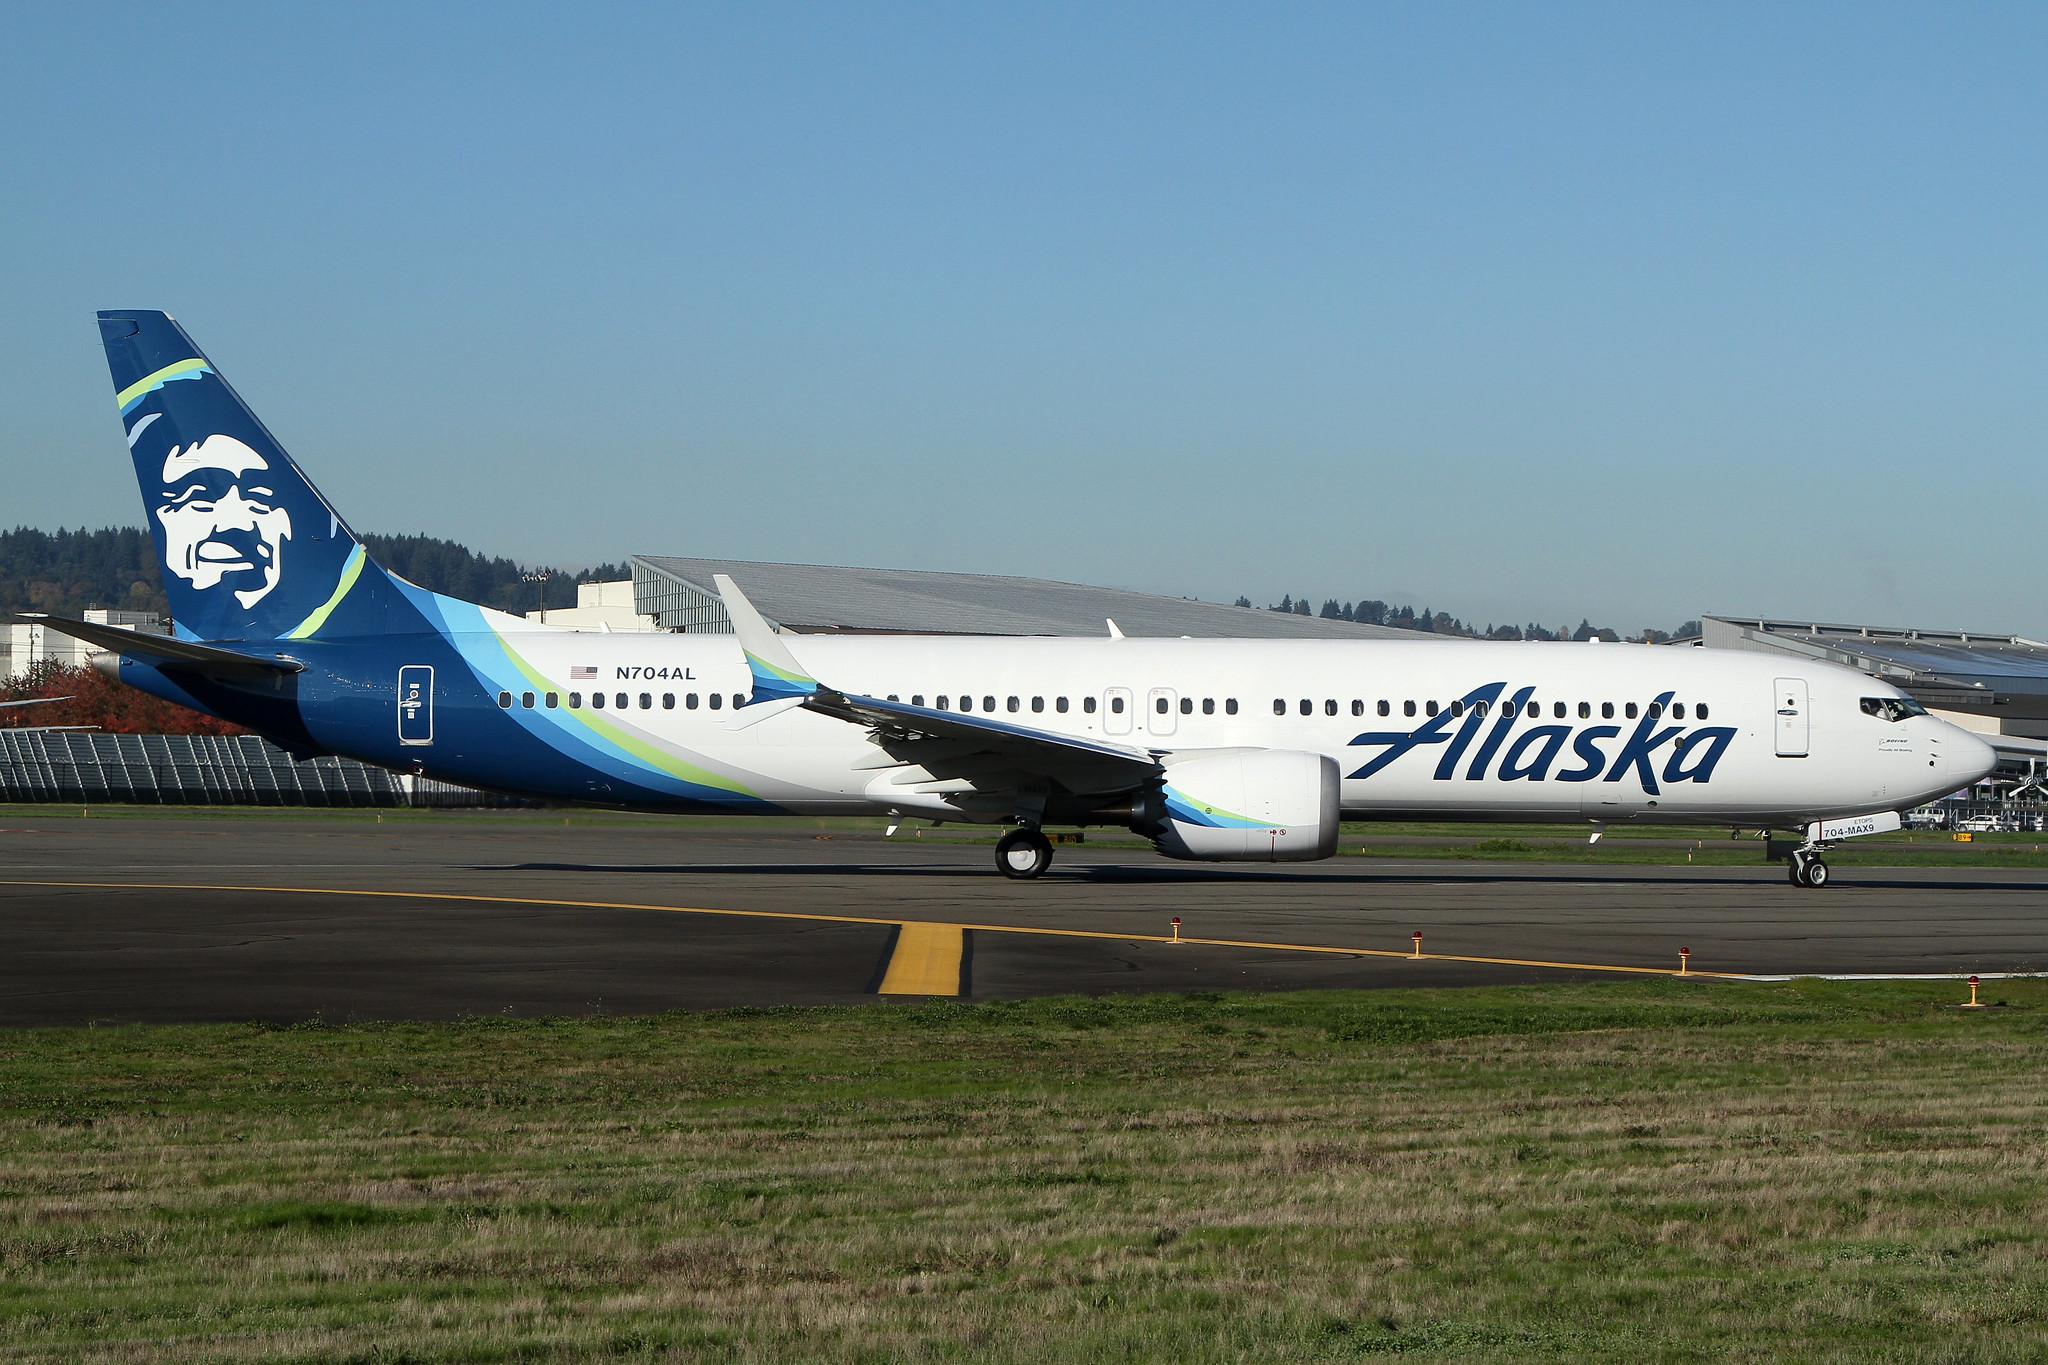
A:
[[154, 434, 292, 608]]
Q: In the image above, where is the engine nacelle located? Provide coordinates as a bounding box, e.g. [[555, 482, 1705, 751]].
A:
[[1137, 750, 1341, 862]]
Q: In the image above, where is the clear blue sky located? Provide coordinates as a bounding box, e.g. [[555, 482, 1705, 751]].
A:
[[3, 4, 2043, 635]]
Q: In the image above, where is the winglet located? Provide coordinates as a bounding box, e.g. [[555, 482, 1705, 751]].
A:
[[1106, 618, 1125, 640], [713, 574, 819, 705]]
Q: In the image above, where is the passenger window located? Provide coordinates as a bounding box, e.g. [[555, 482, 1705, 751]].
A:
[[521, 691, 535, 709], [959, 695, 972, 712], [1647, 702, 1662, 719], [498, 691, 513, 708], [1697, 703, 1709, 720], [1156, 697, 1169, 714], [1324, 699, 1337, 716], [545, 692, 559, 709], [1083, 697, 1096, 713], [1008, 696, 1020, 713], [708, 693, 721, 709], [984, 695, 995, 712], [887, 694, 898, 702], [1625, 702, 1638, 719], [1177, 697, 1190, 714], [1426, 701, 1439, 717], [616, 693, 629, 709], [1274, 699, 1286, 715], [1202, 698, 1215, 715], [640, 693, 652, 710], [1578, 702, 1589, 718], [911, 694, 923, 707], [1299, 699, 1312, 715], [1526, 702, 1538, 718], [660, 693, 673, 709], [1473, 701, 1487, 718], [1451, 701, 1465, 718], [568, 692, 582, 709], [1405, 700, 1417, 717], [1032, 697, 1044, 712], [937, 695, 949, 709], [733, 693, 744, 709], [1057, 697, 1069, 713], [1377, 700, 1389, 717], [1111, 696, 1125, 714], [1672, 702, 1684, 719], [686, 693, 698, 709], [1225, 698, 1238, 715], [1350, 700, 1362, 716], [1600, 702, 1613, 719], [1553, 701, 1565, 719], [592, 693, 605, 709]]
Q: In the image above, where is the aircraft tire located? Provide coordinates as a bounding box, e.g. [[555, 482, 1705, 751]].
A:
[[1804, 856, 1829, 888], [996, 828, 1054, 879]]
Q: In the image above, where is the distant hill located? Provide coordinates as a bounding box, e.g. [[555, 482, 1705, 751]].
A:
[[0, 527, 625, 621]]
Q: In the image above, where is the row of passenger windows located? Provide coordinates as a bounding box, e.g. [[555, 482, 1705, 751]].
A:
[[884, 694, 1244, 716], [1273, 697, 1708, 721], [496, 689, 1707, 723], [499, 690, 748, 711]]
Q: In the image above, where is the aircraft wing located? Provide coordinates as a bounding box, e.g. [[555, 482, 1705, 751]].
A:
[[807, 686, 1160, 788], [16, 614, 307, 679], [711, 573, 1160, 793]]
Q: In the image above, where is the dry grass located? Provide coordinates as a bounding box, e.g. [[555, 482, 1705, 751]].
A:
[[0, 980, 2043, 1362]]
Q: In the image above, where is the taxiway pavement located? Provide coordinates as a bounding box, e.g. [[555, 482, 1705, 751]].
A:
[[0, 815, 2041, 1024]]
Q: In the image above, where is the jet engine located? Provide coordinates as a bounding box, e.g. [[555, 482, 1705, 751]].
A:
[[1132, 750, 1341, 862]]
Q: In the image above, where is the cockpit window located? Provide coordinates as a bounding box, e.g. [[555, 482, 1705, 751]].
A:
[[1861, 696, 1928, 723]]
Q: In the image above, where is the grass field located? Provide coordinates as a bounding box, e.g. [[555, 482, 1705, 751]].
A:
[[2, 979, 2044, 1362]]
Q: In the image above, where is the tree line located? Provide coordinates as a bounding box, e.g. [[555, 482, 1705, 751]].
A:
[[1234, 595, 1700, 645], [0, 526, 625, 620]]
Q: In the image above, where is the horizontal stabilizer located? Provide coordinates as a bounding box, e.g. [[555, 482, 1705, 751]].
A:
[[16, 614, 306, 679]]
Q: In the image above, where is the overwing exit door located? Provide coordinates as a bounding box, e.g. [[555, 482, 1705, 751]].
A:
[[1103, 687, 1133, 735], [1147, 688, 1178, 736], [1773, 677, 1809, 757]]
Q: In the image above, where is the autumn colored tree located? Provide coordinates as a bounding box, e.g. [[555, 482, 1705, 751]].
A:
[[0, 663, 244, 735]]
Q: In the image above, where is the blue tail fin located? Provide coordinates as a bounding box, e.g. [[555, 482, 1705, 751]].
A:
[[99, 311, 370, 642]]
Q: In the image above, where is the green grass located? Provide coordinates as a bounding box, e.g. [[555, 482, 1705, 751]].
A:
[[2, 979, 2045, 1361]]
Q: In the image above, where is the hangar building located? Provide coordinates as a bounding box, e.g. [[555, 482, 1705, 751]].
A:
[[526, 555, 1441, 642]]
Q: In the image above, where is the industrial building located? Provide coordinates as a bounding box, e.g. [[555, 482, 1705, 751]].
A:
[[526, 555, 1436, 640]]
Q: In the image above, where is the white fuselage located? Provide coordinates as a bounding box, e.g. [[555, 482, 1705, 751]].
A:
[[481, 630, 1994, 828]]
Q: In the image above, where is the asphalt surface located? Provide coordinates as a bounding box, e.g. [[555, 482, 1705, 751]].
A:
[[1, 814, 2044, 1024]]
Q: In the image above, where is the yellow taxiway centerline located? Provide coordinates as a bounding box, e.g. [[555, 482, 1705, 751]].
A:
[[0, 880, 1761, 982]]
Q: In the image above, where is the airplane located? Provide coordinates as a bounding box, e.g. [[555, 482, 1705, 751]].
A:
[[23, 310, 1997, 887]]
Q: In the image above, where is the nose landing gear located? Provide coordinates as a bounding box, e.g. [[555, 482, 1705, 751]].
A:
[[996, 827, 1054, 879]]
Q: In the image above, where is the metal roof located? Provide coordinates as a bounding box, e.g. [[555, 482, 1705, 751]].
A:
[[1700, 616, 2048, 721], [632, 556, 1443, 641]]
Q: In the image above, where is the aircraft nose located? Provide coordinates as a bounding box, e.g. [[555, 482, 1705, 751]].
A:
[[1946, 726, 1998, 787]]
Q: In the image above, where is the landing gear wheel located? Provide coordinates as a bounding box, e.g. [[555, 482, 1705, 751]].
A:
[[1790, 851, 1830, 888], [996, 828, 1054, 880]]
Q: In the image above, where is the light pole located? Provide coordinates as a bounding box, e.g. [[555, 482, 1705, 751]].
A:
[[523, 570, 554, 623]]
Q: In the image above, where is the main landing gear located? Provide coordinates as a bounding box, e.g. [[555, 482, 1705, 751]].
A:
[[1788, 847, 1830, 888], [996, 827, 1054, 880]]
